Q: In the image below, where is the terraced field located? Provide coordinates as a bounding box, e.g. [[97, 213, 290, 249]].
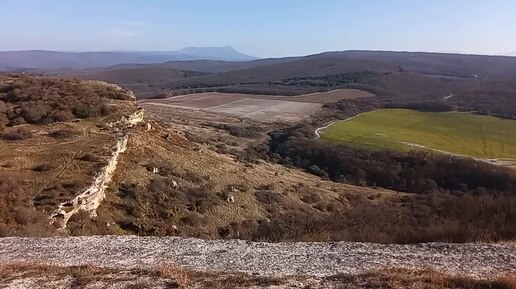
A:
[[321, 109, 516, 161]]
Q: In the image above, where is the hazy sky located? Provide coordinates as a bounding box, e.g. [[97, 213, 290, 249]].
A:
[[1, 0, 516, 57]]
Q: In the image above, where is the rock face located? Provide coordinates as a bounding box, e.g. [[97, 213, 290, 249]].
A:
[[0, 236, 515, 278], [50, 109, 144, 228], [127, 109, 145, 126]]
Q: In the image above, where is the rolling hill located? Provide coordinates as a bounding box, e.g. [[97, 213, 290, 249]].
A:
[[66, 50, 516, 100], [162, 51, 516, 91], [106, 56, 302, 73], [74, 54, 402, 97], [317, 50, 516, 77], [75, 67, 210, 95], [0, 47, 258, 70]]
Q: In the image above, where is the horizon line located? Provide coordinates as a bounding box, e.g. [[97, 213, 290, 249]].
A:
[[0, 48, 515, 59]]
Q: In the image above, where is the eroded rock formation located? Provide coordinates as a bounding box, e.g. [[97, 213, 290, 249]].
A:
[[50, 109, 144, 229]]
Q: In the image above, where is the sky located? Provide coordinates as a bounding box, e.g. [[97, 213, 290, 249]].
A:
[[1, 0, 516, 58]]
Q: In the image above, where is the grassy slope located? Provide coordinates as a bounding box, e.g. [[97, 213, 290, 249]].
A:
[[322, 109, 516, 160]]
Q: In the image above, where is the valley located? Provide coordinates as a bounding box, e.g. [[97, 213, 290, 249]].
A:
[[2, 49, 516, 288], [4, 1, 516, 287]]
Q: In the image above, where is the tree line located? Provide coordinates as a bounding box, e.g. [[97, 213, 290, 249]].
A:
[[265, 121, 516, 196]]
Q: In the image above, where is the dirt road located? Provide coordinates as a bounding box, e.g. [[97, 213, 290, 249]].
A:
[[314, 113, 364, 138]]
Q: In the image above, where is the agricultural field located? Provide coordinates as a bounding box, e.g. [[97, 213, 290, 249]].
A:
[[321, 109, 516, 161], [138, 89, 372, 122]]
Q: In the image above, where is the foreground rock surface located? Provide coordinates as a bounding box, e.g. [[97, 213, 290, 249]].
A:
[[0, 236, 515, 278]]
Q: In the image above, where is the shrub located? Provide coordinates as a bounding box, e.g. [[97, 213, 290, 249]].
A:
[[307, 164, 329, 179], [73, 104, 100, 119], [180, 212, 204, 226], [254, 190, 282, 205], [0, 224, 10, 237], [20, 102, 52, 123], [2, 127, 32, 140], [78, 153, 100, 162], [52, 110, 74, 122], [0, 74, 131, 127], [32, 163, 56, 172], [207, 123, 263, 138], [14, 207, 39, 226], [0, 117, 6, 133], [50, 129, 80, 139], [268, 122, 516, 196], [9, 117, 25, 126], [0, 100, 6, 113]]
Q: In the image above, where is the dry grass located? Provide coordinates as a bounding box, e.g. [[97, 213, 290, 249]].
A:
[[66, 105, 516, 243], [2, 77, 516, 245], [156, 264, 287, 288], [0, 263, 514, 289], [321, 268, 516, 289], [88, 120, 366, 239], [0, 76, 140, 236], [0, 262, 288, 289], [0, 122, 117, 235]]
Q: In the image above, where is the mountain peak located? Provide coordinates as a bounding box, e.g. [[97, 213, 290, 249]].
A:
[[176, 46, 257, 61], [179, 46, 236, 52]]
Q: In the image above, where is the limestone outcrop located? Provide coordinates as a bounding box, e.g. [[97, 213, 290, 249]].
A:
[[50, 109, 144, 229]]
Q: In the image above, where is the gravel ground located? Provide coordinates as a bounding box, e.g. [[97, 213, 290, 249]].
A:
[[0, 236, 515, 278]]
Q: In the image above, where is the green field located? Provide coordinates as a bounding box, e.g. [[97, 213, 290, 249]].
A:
[[321, 109, 516, 160]]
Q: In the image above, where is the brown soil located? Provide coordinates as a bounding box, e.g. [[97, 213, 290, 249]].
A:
[[138, 89, 372, 122]]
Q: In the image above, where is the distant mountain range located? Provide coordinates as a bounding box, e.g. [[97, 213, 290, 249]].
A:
[[0, 46, 257, 70]]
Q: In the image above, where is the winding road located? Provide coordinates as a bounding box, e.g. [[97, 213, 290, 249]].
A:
[[314, 113, 364, 138]]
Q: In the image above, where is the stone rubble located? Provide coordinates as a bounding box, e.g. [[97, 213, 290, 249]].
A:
[[0, 236, 514, 278]]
